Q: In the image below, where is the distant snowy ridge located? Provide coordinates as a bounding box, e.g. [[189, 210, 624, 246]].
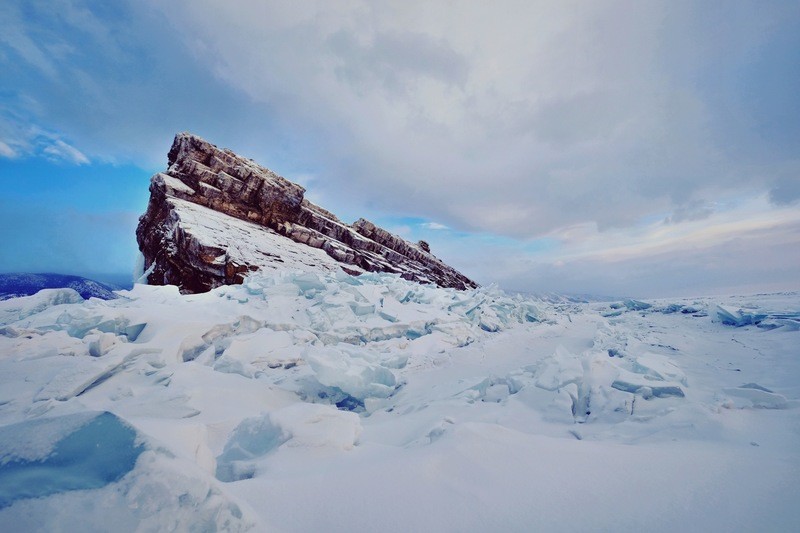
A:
[[137, 132, 477, 293], [0, 273, 119, 301]]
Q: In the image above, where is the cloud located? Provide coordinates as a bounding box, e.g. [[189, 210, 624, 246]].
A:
[[428, 194, 800, 297], [0, 0, 291, 169], [0, 107, 90, 164], [3, 0, 797, 237], [137, 0, 799, 241], [0, 140, 16, 158], [1, 1, 798, 295], [328, 29, 469, 93], [769, 175, 800, 206], [41, 138, 89, 165], [664, 199, 714, 225], [421, 222, 448, 230], [0, 2, 59, 78]]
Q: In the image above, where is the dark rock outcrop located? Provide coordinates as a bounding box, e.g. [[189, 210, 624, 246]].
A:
[[137, 133, 478, 293]]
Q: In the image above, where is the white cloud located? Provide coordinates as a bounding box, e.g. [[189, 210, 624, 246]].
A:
[[387, 225, 412, 238], [143, 1, 795, 245], [434, 194, 800, 296], [42, 139, 90, 165], [0, 140, 16, 159], [664, 200, 715, 225], [421, 222, 448, 230], [0, 109, 90, 165], [2, 0, 798, 294], [0, 3, 58, 78]]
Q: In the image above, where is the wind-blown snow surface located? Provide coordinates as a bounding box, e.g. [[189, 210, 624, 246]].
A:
[[0, 272, 798, 531]]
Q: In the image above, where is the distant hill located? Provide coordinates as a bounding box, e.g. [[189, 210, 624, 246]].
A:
[[0, 273, 120, 300]]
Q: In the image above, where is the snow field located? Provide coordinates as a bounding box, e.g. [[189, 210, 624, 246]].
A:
[[0, 273, 798, 531]]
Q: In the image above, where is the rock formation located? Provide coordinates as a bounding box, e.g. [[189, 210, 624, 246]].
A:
[[136, 133, 478, 293]]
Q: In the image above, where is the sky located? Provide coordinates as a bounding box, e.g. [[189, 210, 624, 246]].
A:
[[0, 0, 798, 297]]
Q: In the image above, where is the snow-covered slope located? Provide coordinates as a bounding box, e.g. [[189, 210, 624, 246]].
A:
[[161, 197, 360, 277], [0, 274, 798, 531]]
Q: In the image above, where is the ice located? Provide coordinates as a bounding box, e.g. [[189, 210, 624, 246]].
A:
[[534, 345, 583, 391], [269, 403, 361, 449], [0, 274, 798, 530], [216, 414, 287, 481], [213, 354, 256, 378], [511, 338, 690, 423], [623, 299, 652, 311], [7, 301, 147, 342], [348, 301, 376, 316], [122, 322, 147, 341], [628, 353, 687, 386], [757, 318, 800, 331], [86, 332, 119, 357], [216, 404, 360, 481], [0, 412, 143, 509], [33, 355, 130, 401], [470, 378, 515, 403], [722, 384, 789, 409], [291, 272, 326, 295], [304, 345, 397, 400], [0, 288, 83, 326], [2, 440, 251, 532], [716, 305, 767, 327], [611, 376, 685, 398]]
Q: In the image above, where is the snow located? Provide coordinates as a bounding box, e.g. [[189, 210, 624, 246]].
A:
[[0, 412, 143, 508], [0, 273, 798, 531], [0, 288, 84, 326], [169, 197, 358, 276]]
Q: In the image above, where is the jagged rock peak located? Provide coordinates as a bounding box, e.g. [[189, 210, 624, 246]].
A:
[[136, 132, 479, 293]]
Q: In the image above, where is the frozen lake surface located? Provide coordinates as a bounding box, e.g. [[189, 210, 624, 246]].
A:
[[0, 273, 798, 531]]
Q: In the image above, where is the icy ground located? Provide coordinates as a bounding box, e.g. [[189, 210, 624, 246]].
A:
[[0, 272, 798, 532]]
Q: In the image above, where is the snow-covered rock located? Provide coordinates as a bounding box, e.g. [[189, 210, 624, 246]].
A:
[[137, 132, 477, 293]]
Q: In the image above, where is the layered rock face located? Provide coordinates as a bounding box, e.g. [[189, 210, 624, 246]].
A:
[[136, 133, 478, 293]]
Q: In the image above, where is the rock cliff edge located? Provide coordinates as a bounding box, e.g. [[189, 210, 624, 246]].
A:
[[136, 133, 478, 293]]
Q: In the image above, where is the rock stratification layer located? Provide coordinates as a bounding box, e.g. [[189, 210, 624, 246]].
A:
[[136, 133, 478, 293]]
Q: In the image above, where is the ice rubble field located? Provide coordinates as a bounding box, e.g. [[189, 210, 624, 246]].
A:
[[0, 272, 798, 532]]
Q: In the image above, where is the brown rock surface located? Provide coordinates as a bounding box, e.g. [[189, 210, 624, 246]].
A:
[[136, 133, 478, 293]]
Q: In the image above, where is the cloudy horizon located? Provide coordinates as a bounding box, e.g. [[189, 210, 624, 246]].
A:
[[1, 0, 798, 297]]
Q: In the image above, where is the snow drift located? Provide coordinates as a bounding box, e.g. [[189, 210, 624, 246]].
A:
[[0, 273, 798, 531]]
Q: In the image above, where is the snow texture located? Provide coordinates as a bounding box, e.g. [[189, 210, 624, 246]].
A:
[[0, 273, 798, 531]]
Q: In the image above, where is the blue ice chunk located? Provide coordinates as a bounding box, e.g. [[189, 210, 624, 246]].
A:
[[740, 382, 773, 393], [335, 270, 362, 285], [216, 416, 287, 482], [0, 412, 144, 509], [292, 273, 326, 294], [623, 299, 652, 311], [716, 305, 768, 327], [611, 380, 684, 398], [348, 301, 375, 316], [378, 311, 398, 323], [123, 323, 147, 341]]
